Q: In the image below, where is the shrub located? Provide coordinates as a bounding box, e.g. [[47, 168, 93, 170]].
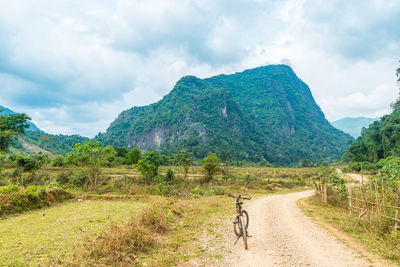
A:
[[56, 170, 73, 185], [70, 170, 90, 187], [165, 168, 174, 184], [51, 155, 66, 167]]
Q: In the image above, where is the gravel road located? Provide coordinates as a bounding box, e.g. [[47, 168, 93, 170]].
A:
[[224, 191, 372, 267]]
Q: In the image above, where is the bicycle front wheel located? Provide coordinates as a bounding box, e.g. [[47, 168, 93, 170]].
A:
[[234, 211, 249, 237], [239, 215, 248, 250]]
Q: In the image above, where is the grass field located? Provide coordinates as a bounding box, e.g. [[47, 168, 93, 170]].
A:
[[0, 165, 324, 265], [0, 200, 145, 265]]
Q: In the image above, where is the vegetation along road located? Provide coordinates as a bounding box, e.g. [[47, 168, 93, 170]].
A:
[[222, 191, 380, 267]]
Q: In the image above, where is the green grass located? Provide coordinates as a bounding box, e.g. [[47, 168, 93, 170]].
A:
[[0, 200, 145, 266]]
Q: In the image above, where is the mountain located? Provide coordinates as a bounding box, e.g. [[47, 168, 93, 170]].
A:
[[346, 101, 400, 163], [0, 105, 42, 132], [97, 65, 353, 165], [332, 117, 380, 138]]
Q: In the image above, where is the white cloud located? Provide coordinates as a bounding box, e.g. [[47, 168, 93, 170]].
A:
[[0, 0, 398, 137]]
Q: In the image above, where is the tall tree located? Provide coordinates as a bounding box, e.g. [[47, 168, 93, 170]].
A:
[[0, 110, 30, 152]]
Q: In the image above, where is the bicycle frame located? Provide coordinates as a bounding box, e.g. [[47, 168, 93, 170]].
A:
[[236, 198, 244, 216]]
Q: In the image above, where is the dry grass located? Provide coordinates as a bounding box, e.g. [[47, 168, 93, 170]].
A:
[[72, 203, 171, 265], [300, 194, 400, 265]]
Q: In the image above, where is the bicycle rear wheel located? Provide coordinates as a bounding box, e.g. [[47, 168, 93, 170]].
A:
[[234, 210, 249, 237]]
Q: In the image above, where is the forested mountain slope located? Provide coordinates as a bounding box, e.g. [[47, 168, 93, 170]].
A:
[[346, 100, 400, 162], [97, 65, 353, 165]]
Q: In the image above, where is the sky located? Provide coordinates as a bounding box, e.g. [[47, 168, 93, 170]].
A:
[[0, 0, 399, 137]]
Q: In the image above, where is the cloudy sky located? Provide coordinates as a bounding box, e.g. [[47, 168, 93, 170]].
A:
[[0, 0, 399, 137]]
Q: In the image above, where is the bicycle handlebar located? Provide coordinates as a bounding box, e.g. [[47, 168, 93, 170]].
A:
[[228, 193, 251, 200]]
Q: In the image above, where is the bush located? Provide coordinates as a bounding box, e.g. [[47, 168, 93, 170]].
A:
[[70, 170, 90, 187], [56, 170, 73, 185], [165, 168, 174, 184], [51, 155, 66, 167]]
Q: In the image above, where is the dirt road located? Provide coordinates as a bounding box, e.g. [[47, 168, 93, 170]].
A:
[[223, 191, 371, 267]]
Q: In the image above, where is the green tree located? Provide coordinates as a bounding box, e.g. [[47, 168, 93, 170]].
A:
[[127, 147, 142, 165], [134, 150, 161, 184], [175, 150, 192, 179], [202, 153, 220, 182], [65, 141, 116, 187], [299, 158, 313, 167], [0, 111, 30, 152]]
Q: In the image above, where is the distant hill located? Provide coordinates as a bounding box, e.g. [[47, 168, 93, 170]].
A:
[[1, 105, 90, 155], [97, 65, 353, 165], [332, 117, 380, 138], [0, 105, 42, 132]]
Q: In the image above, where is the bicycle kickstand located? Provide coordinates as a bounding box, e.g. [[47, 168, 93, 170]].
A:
[[233, 235, 241, 246]]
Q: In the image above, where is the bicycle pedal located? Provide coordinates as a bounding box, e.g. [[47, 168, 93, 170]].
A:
[[233, 221, 238, 224]]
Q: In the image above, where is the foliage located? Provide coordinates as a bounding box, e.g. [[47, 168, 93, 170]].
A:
[[202, 153, 220, 182], [22, 131, 90, 155], [127, 147, 141, 165], [0, 111, 30, 152], [135, 160, 158, 184], [175, 150, 192, 179], [51, 155, 66, 167], [327, 173, 346, 198], [165, 168, 175, 184], [298, 158, 313, 167], [65, 141, 116, 187], [16, 154, 47, 173], [134, 150, 161, 184], [97, 65, 352, 165], [376, 156, 400, 191]]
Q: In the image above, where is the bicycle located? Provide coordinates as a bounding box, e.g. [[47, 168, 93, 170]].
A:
[[228, 194, 251, 249]]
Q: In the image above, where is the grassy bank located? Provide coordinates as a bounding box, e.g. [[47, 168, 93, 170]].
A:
[[0, 185, 74, 216], [299, 194, 400, 265]]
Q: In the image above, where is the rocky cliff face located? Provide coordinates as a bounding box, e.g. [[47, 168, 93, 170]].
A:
[[97, 65, 353, 165]]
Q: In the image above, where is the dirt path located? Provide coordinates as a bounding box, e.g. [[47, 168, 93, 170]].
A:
[[222, 191, 372, 267]]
